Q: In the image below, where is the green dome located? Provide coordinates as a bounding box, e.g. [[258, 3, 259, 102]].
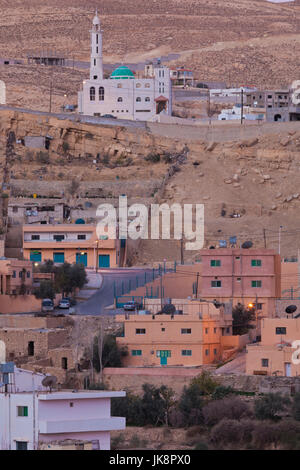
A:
[[110, 65, 135, 79]]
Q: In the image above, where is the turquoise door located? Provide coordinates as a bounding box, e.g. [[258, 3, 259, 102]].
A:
[[76, 252, 87, 267], [53, 252, 65, 263], [99, 254, 110, 268], [160, 356, 167, 366], [30, 251, 41, 262]]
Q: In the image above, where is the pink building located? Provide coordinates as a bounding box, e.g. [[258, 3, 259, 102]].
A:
[[199, 248, 281, 321], [0, 390, 126, 450]]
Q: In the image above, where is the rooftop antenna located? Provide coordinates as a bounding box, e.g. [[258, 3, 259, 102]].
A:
[[42, 375, 57, 393]]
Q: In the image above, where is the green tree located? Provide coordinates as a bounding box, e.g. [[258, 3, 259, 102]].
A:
[[292, 393, 300, 421], [232, 302, 256, 335], [178, 383, 204, 426], [92, 334, 126, 372], [34, 280, 55, 300], [254, 393, 290, 421]]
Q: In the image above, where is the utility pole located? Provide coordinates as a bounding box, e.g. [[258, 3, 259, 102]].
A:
[[49, 78, 53, 114], [263, 228, 267, 249], [195, 272, 199, 298], [278, 225, 283, 255], [180, 238, 184, 265], [96, 239, 99, 274], [240, 88, 244, 125], [160, 274, 163, 310]]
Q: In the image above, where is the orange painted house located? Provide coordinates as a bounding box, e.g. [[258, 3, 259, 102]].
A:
[[116, 301, 239, 367], [246, 316, 300, 377], [23, 224, 120, 269]]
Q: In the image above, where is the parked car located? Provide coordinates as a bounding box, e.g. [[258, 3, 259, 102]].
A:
[[42, 298, 54, 312], [58, 298, 71, 309], [102, 114, 117, 119], [123, 301, 140, 311]]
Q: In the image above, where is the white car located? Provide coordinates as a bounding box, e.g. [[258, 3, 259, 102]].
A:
[[58, 298, 70, 309]]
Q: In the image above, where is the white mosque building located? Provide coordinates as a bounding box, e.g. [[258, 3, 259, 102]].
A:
[[78, 11, 172, 121]]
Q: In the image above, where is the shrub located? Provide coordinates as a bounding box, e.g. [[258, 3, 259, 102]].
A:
[[254, 393, 290, 421], [145, 152, 160, 163], [212, 385, 234, 400], [252, 422, 281, 450], [292, 392, 300, 421], [129, 434, 148, 449], [190, 371, 218, 395], [210, 419, 242, 446], [194, 441, 210, 450], [111, 433, 125, 450], [36, 151, 50, 164], [62, 141, 70, 153], [178, 383, 204, 426], [203, 397, 252, 427]]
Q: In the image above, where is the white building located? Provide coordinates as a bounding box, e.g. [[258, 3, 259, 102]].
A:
[[78, 12, 172, 121], [218, 104, 265, 121], [0, 80, 6, 105], [0, 363, 126, 450], [210, 86, 256, 99], [0, 390, 126, 450]]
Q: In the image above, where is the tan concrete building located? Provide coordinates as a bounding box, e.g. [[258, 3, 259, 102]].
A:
[[116, 300, 247, 367], [23, 224, 120, 269], [246, 316, 300, 377]]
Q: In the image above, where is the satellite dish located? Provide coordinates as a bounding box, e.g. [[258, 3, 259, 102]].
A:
[[42, 375, 57, 392], [242, 241, 253, 249], [286, 305, 297, 314]]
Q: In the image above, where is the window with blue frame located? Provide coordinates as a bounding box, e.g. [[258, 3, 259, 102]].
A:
[[53, 252, 65, 263], [30, 251, 41, 262]]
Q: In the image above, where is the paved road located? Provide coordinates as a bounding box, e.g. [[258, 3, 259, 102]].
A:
[[214, 352, 246, 375], [76, 267, 157, 316], [0, 105, 147, 129]]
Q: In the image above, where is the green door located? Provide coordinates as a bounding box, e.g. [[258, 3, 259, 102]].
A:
[[53, 252, 65, 263], [76, 252, 87, 267], [30, 251, 41, 262], [99, 254, 110, 268], [157, 350, 170, 366]]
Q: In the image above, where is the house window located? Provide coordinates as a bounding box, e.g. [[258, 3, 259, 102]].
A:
[[96, 34, 98, 44], [54, 235, 65, 241], [26, 271, 30, 278], [117, 83, 122, 88], [214, 349, 217, 355], [31, 235, 40, 240], [214, 328, 217, 334], [16, 441, 28, 450], [99, 87, 104, 101], [28, 341, 34, 356], [252, 280, 262, 288], [131, 350, 142, 356], [182, 350, 192, 356], [145, 83, 150, 88], [181, 328, 191, 334], [90, 87, 95, 101], [276, 327, 286, 335], [251, 259, 262, 267], [161, 328, 165, 332], [256, 303, 263, 310], [210, 259, 221, 267], [237, 277, 241, 282], [78, 235, 86, 240], [19, 271, 23, 278], [136, 328, 146, 335], [12, 271, 16, 278], [145, 97, 150, 102], [205, 349, 209, 356], [235, 256, 240, 260], [262, 358, 269, 367], [205, 328, 209, 334], [136, 97, 141, 102], [13, 206, 18, 213], [62, 357, 68, 370], [117, 97, 123, 102], [17, 406, 28, 417], [211, 280, 222, 287], [136, 83, 141, 88]]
